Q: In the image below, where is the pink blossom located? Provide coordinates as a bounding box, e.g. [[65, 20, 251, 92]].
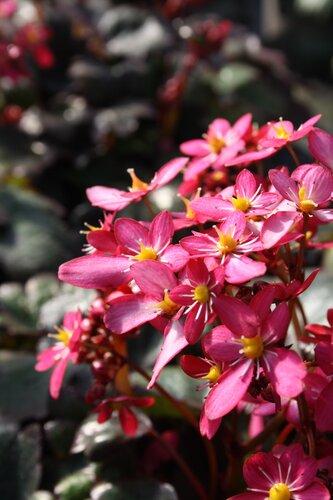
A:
[[190, 169, 279, 220], [114, 210, 188, 272], [168, 259, 224, 343], [180, 114, 252, 180], [35, 310, 82, 399], [86, 157, 188, 212], [228, 444, 330, 499], [269, 164, 333, 222], [260, 115, 321, 149], [202, 288, 306, 420], [181, 211, 266, 284], [0, 0, 16, 17]]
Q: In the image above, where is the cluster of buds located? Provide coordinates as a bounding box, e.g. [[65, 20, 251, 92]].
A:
[[36, 112, 333, 497]]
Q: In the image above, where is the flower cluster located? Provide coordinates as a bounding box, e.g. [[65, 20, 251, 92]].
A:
[[35, 114, 333, 497]]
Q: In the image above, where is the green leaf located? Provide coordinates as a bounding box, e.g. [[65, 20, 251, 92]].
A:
[[0, 187, 75, 280], [54, 467, 95, 500], [0, 351, 49, 421], [71, 412, 152, 460], [90, 480, 178, 500], [0, 423, 41, 500]]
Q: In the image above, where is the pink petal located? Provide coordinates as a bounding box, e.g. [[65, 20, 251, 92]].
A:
[[181, 355, 211, 378], [261, 302, 290, 345], [160, 244, 189, 272], [261, 212, 301, 249], [199, 412, 221, 440], [235, 169, 257, 198], [293, 483, 330, 500], [232, 113, 252, 137], [205, 360, 253, 419], [226, 147, 276, 166], [180, 139, 210, 156], [250, 286, 276, 322], [243, 452, 280, 490], [131, 260, 177, 297], [208, 118, 230, 137], [105, 295, 160, 333], [186, 258, 209, 284], [308, 128, 333, 170], [184, 303, 207, 344], [86, 186, 136, 211], [149, 211, 174, 252], [87, 230, 117, 253], [152, 157, 189, 188], [50, 355, 68, 399], [315, 380, 333, 432], [191, 196, 233, 220], [303, 164, 333, 204], [263, 348, 306, 398], [220, 211, 246, 240], [214, 140, 245, 167], [269, 169, 298, 203], [224, 255, 266, 284], [115, 218, 148, 252], [35, 347, 59, 371], [148, 320, 188, 388], [58, 255, 130, 289], [213, 295, 259, 337], [184, 155, 214, 181], [202, 325, 240, 361]]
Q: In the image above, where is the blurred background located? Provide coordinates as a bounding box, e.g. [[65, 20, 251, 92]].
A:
[[0, 1, 333, 499]]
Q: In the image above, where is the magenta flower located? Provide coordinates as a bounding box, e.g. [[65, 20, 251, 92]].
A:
[[228, 444, 330, 499], [260, 115, 321, 149], [203, 288, 306, 420], [190, 169, 279, 220], [95, 395, 155, 436], [308, 127, 333, 171], [168, 259, 224, 343], [180, 114, 252, 180], [181, 211, 266, 284], [0, 0, 16, 18], [269, 164, 333, 222], [114, 210, 188, 272], [86, 157, 188, 212], [35, 310, 82, 399]]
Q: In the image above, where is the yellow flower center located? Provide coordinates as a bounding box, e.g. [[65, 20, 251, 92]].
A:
[[241, 335, 264, 359], [212, 171, 225, 182], [273, 121, 291, 140], [230, 196, 251, 212], [298, 185, 317, 213], [132, 241, 158, 261], [156, 291, 180, 316], [49, 327, 72, 347], [215, 227, 237, 254], [201, 365, 222, 384], [180, 195, 196, 220], [208, 135, 226, 154], [127, 168, 149, 192], [193, 284, 210, 303], [269, 483, 291, 500]]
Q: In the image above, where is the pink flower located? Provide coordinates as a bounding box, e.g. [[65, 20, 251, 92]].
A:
[[95, 395, 155, 436], [228, 444, 330, 499], [35, 310, 82, 399], [203, 288, 306, 420], [86, 157, 188, 212], [114, 210, 188, 272], [181, 211, 266, 284], [190, 169, 279, 220], [260, 115, 321, 149], [269, 164, 333, 222], [168, 259, 224, 343], [308, 127, 333, 171], [180, 114, 252, 180], [0, 0, 16, 18]]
